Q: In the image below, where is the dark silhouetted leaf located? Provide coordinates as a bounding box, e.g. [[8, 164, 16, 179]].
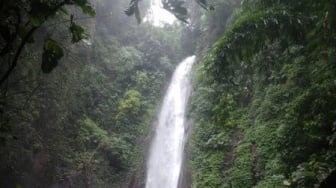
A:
[[162, 0, 189, 23], [41, 38, 64, 73], [134, 3, 141, 24], [70, 21, 85, 43], [74, 0, 88, 6], [125, 0, 141, 23], [173, 5, 188, 15], [196, 0, 208, 10], [81, 5, 96, 16], [125, 3, 135, 16], [58, 7, 69, 15]]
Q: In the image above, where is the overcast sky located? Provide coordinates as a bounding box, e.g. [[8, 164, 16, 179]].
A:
[[144, 0, 176, 26]]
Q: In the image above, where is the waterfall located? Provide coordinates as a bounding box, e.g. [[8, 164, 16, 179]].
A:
[[146, 56, 195, 188]]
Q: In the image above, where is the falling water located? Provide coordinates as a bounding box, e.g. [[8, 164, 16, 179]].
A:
[[146, 56, 195, 188]]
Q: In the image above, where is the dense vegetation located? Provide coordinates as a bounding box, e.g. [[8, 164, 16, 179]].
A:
[[189, 0, 336, 187], [0, 0, 186, 187], [1, 0, 336, 187]]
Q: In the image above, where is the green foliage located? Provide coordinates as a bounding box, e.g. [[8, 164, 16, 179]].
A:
[[70, 20, 86, 43], [79, 4, 96, 16], [41, 37, 64, 73], [189, 0, 336, 187], [79, 117, 131, 171], [0, 0, 95, 84], [229, 143, 254, 187], [115, 90, 142, 131], [0, 0, 186, 187]]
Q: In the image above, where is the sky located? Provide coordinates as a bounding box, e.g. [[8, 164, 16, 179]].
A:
[[144, 0, 176, 27]]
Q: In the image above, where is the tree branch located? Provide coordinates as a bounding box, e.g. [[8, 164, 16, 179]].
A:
[[0, 26, 37, 86], [0, 0, 71, 86]]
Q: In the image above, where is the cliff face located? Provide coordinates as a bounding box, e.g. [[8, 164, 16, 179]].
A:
[[188, 0, 336, 187]]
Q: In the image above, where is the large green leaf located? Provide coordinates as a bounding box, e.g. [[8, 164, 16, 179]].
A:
[[41, 38, 64, 73], [81, 5, 96, 16], [69, 20, 86, 43]]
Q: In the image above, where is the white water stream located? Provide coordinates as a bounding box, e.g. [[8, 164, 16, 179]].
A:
[[146, 56, 195, 188]]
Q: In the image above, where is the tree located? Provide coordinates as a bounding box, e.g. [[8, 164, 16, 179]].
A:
[[0, 0, 95, 86], [0, 0, 211, 87]]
